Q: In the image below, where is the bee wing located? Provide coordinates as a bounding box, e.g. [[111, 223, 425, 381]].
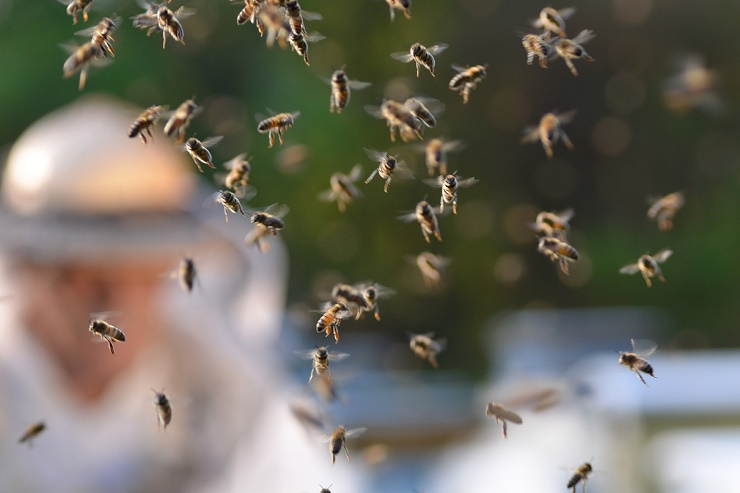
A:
[[305, 32, 325, 43], [327, 352, 350, 362], [520, 125, 540, 143], [89, 311, 123, 322], [571, 29, 595, 45], [75, 25, 100, 37], [456, 177, 479, 188], [301, 10, 323, 21], [317, 189, 338, 202], [173, 7, 197, 20], [557, 208, 575, 223], [631, 338, 658, 357], [200, 136, 223, 148], [223, 153, 249, 170], [422, 176, 444, 188], [451, 64, 469, 73], [394, 162, 415, 179], [264, 203, 290, 218], [364, 105, 385, 119], [347, 80, 372, 90], [295, 349, 319, 360], [397, 211, 418, 223], [619, 262, 640, 275], [558, 7, 577, 20], [427, 43, 449, 55], [234, 185, 257, 201], [409, 96, 445, 116], [202, 191, 227, 210], [391, 51, 414, 63], [343, 427, 367, 439], [347, 164, 363, 182], [363, 148, 388, 163], [652, 249, 673, 263], [554, 109, 578, 124]]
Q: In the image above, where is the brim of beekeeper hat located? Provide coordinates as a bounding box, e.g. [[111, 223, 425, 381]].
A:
[[0, 95, 237, 263]]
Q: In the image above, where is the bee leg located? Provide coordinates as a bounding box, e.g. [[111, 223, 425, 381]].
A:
[[403, 9, 411, 19], [539, 56, 548, 69], [434, 230, 442, 241], [429, 354, 438, 368], [107, 340, 115, 356], [383, 177, 392, 193], [452, 198, 457, 215], [162, 31, 167, 49], [565, 58, 578, 76], [439, 196, 445, 213], [365, 169, 378, 184], [308, 368, 314, 383], [83, 11, 89, 23], [343, 442, 351, 462], [223, 209, 230, 222], [634, 370, 649, 386], [642, 272, 652, 288], [268, 131, 275, 148], [277, 129, 285, 145], [139, 133, 147, 144], [561, 132, 575, 150], [422, 229, 430, 243], [374, 306, 380, 321], [333, 327, 339, 344], [415, 61, 420, 78], [78, 66, 89, 91]]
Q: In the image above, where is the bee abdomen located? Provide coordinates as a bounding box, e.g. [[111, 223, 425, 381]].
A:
[[566, 474, 582, 489]]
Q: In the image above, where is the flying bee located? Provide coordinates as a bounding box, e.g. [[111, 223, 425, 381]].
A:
[[619, 338, 658, 386], [128, 105, 166, 144], [314, 302, 352, 343], [62, 40, 106, 90], [399, 200, 442, 243], [288, 31, 325, 66], [18, 421, 46, 446], [449, 64, 487, 104], [164, 97, 200, 144], [410, 251, 450, 289], [404, 97, 442, 130], [244, 203, 289, 252], [364, 148, 414, 193], [537, 237, 579, 274], [553, 30, 595, 76], [318, 164, 363, 213], [60, 0, 94, 24], [132, 1, 195, 49], [221, 153, 252, 197], [424, 171, 478, 214], [296, 346, 349, 383], [386, 0, 411, 20], [409, 332, 446, 368], [648, 192, 684, 231], [521, 110, 576, 159], [355, 282, 394, 321], [662, 55, 721, 114], [533, 209, 574, 240], [326, 68, 372, 114], [365, 100, 423, 142], [184, 135, 223, 173], [174, 257, 197, 293], [619, 250, 673, 288], [423, 138, 464, 177], [567, 462, 593, 493], [153, 390, 172, 429], [520, 31, 556, 69], [284, 0, 322, 36], [391, 42, 449, 77], [485, 402, 523, 439], [531, 6, 576, 39], [76, 16, 119, 57], [257, 111, 300, 148], [88, 314, 126, 355], [208, 190, 247, 222], [323, 425, 367, 465]]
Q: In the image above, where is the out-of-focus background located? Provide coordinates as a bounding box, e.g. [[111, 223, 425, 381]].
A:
[[1, 0, 739, 492]]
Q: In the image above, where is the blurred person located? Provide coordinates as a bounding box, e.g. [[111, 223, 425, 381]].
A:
[[0, 96, 360, 493]]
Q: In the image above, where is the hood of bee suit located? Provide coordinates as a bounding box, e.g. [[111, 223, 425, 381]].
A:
[[0, 95, 231, 263]]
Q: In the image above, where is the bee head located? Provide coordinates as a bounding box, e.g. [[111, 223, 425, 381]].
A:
[[444, 175, 457, 187], [332, 70, 346, 83], [251, 212, 266, 224], [185, 138, 198, 150], [411, 43, 423, 56]]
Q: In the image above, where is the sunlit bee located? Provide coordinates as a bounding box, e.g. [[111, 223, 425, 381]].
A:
[[533, 209, 574, 240], [648, 192, 684, 232], [567, 462, 593, 493], [391, 42, 448, 77], [289, 31, 325, 66], [164, 97, 200, 144], [244, 203, 289, 253], [314, 302, 352, 343], [423, 138, 463, 177], [409, 332, 446, 368], [399, 200, 442, 243], [284, 0, 322, 36], [236, 0, 262, 26], [76, 16, 119, 57], [521, 110, 576, 159], [128, 105, 166, 144], [132, 2, 195, 49], [424, 171, 478, 215], [257, 111, 300, 148], [153, 390, 172, 429], [365, 100, 423, 143], [364, 148, 413, 193], [296, 346, 349, 383], [318, 164, 363, 213], [62, 40, 105, 90], [221, 153, 252, 197], [411, 251, 450, 289], [18, 422, 46, 446], [449, 64, 487, 104], [531, 6, 576, 39], [619, 250, 672, 288], [619, 338, 658, 386], [404, 97, 442, 129], [88, 315, 126, 355], [485, 402, 523, 439], [355, 282, 394, 321], [176, 257, 196, 293], [326, 68, 371, 114], [209, 190, 246, 222], [61, 0, 94, 24], [184, 136, 222, 173], [537, 237, 579, 275], [386, 0, 411, 21], [553, 30, 595, 76], [663, 56, 720, 113], [521, 32, 556, 69], [324, 425, 367, 465]]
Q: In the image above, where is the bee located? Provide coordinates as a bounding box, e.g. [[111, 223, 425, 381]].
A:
[[521, 32, 556, 69], [521, 110, 576, 159], [449, 64, 487, 104], [619, 338, 658, 386], [164, 97, 200, 144], [324, 425, 367, 465], [409, 332, 446, 368], [208, 190, 246, 222], [60, 0, 94, 24], [318, 485, 333, 493], [132, 1, 195, 49], [531, 6, 576, 39], [244, 203, 289, 252], [331, 282, 393, 321], [326, 67, 372, 114], [318, 164, 363, 213], [399, 200, 442, 243], [533, 209, 574, 240], [288, 31, 325, 66], [314, 302, 352, 343], [153, 390, 172, 429], [88, 314, 126, 355], [257, 111, 300, 148], [553, 30, 595, 76], [410, 251, 450, 289], [663, 55, 720, 114], [404, 97, 442, 130], [619, 250, 673, 288], [76, 16, 119, 57], [62, 40, 105, 90], [567, 462, 593, 493], [220, 153, 252, 197], [236, 0, 263, 26], [184, 136, 223, 173], [18, 421, 46, 446], [485, 402, 523, 439], [424, 171, 478, 215], [175, 257, 197, 293], [128, 105, 166, 144], [386, 0, 411, 21], [284, 0, 322, 36], [648, 192, 684, 231], [255, 4, 291, 48], [391, 42, 448, 77], [537, 237, 579, 274], [365, 100, 423, 143], [296, 346, 349, 383], [364, 148, 414, 193], [423, 138, 464, 177]]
